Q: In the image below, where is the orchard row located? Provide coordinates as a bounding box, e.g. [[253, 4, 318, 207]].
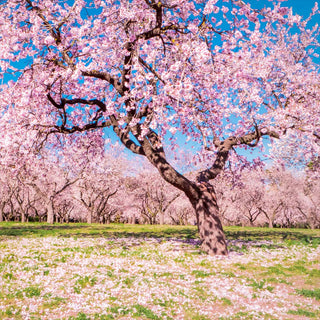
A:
[[1, 147, 319, 228]]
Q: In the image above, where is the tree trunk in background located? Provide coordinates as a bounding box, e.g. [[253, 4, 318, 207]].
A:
[[159, 212, 164, 225], [87, 211, 92, 224], [268, 219, 274, 228], [47, 201, 54, 224], [0, 203, 4, 222]]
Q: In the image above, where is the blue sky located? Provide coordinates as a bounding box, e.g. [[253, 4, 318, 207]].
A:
[[277, 0, 318, 16], [247, 0, 318, 15]]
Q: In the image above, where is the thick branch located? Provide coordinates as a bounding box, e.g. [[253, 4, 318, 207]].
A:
[[47, 92, 145, 155], [53, 121, 111, 134], [197, 127, 280, 183], [141, 134, 199, 202], [55, 178, 80, 196], [64, 98, 106, 112], [163, 193, 180, 213], [47, 94, 107, 112], [112, 124, 145, 156], [314, 131, 320, 140]]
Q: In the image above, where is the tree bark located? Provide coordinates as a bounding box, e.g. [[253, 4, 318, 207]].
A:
[[87, 211, 92, 224], [268, 218, 274, 228], [140, 136, 228, 255], [47, 201, 54, 224], [159, 212, 164, 225], [191, 183, 228, 255]]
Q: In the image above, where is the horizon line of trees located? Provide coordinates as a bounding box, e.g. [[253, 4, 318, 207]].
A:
[[1, 151, 319, 229]]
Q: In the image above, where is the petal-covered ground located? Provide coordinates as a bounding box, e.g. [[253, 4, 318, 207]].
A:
[[0, 233, 319, 320]]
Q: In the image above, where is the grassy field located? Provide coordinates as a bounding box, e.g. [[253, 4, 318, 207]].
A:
[[0, 222, 319, 320]]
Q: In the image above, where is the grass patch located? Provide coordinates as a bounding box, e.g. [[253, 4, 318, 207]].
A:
[[288, 308, 317, 317], [224, 226, 320, 245], [220, 297, 233, 306], [0, 222, 198, 240], [192, 285, 210, 301], [132, 304, 161, 319], [191, 270, 215, 278], [24, 286, 42, 298], [295, 288, 320, 300], [1, 305, 22, 318], [42, 296, 67, 309], [184, 309, 211, 320], [73, 275, 97, 293]]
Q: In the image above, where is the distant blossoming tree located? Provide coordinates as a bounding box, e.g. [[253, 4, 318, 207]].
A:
[[0, 0, 319, 254]]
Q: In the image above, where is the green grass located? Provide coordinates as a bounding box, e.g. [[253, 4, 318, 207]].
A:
[[288, 308, 318, 318], [0, 222, 198, 239], [0, 222, 319, 246], [73, 275, 97, 293], [132, 304, 162, 319], [42, 296, 67, 309], [191, 270, 215, 278], [220, 297, 233, 306], [23, 286, 42, 298], [296, 288, 320, 300], [224, 226, 320, 245], [0, 222, 319, 320]]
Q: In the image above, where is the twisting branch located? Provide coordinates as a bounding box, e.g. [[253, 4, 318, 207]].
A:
[[53, 121, 112, 134], [314, 131, 320, 140], [246, 123, 261, 148], [272, 91, 283, 109], [197, 127, 280, 183], [47, 94, 106, 112]]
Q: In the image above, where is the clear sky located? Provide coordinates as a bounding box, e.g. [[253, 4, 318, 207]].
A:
[[278, 0, 318, 16], [251, 0, 318, 16]]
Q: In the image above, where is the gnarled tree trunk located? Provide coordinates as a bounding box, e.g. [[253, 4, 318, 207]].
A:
[[140, 134, 228, 256], [191, 183, 228, 255]]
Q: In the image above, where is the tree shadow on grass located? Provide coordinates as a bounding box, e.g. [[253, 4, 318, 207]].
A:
[[0, 224, 105, 238], [225, 229, 320, 247], [0, 223, 319, 247], [225, 228, 320, 240], [0, 223, 198, 240]]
